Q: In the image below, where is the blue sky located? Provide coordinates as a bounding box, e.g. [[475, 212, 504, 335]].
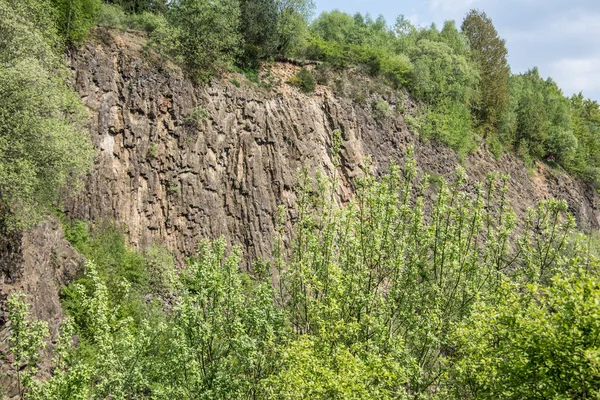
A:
[[314, 0, 600, 101]]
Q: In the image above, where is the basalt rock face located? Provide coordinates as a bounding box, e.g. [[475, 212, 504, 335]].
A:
[[1, 26, 598, 398], [63, 28, 599, 266], [0, 219, 84, 398]]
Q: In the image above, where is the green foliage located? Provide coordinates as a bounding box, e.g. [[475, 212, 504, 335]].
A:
[[105, 0, 169, 14], [152, 0, 242, 82], [239, 0, 279, 67], [0, 0, 94, 230], [98, 3, 167, 33], [393, 20, 480, 156], [372, 99, 392, 120], [0, 60, 94, 229], [7, 154, 600, 398], [6, 293, 49, 397], [62, 220, 151, 296], [155, 239, 283, 398], [288, 67, 315, 93], [569, 94, 600, 187], [147, 142, 157, 157], [51, 0, 102, 43], [264, 336, 408, 399], [502, 68, 582, 174], [0, 0, 60, 66], [183, 106, 210, 126], [97, 3, 129, 29], [274, 0, 315, 56], [462, 9, 510, 132], [449, 271, 600, 399]]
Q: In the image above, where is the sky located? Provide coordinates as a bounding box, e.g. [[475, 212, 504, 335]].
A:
[[314, 0, 600, 102]]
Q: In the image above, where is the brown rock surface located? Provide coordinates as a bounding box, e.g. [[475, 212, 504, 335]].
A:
[[0, 219, 84, 398], [63, 28, 599, 265], [1, 27, 599, 395]]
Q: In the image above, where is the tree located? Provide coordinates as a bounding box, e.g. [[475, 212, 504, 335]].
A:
[[239, 0, 279, 67], [462, 9, 510, 134], [105, 0, 169, 14], [51, 0, 102, 43], [0, 0, 94, 230], [157, 0, 242, 82], [275, 0, 314, 56], [450, 271, 600, 399]]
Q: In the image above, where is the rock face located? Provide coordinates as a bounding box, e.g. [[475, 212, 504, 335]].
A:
[[0, 219, 84, 398], [1, 27, 599, 396], [63, 29, 599, 265]]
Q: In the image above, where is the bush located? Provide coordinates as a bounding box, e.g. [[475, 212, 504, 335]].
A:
[[380, 53, 412, 87], [97, 3, 128, 29], [52, 0, 102, 43], [128, 10, 167, 33], [151, 0, 242, 83], [288, 67, 315, 93], [372, 99, 392, 120], [183, 106, 210, 126], [9, 155, 600, 399], [449, 271, 600, 399], [0, 60, 94, 229]]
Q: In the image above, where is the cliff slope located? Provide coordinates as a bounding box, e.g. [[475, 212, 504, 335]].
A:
[[64, 29, 599, 263]]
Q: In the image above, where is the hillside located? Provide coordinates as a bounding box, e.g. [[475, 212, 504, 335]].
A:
[[1, 27, 599, 397], [2, 1, 600, 398], [65, 28, 599, 262]]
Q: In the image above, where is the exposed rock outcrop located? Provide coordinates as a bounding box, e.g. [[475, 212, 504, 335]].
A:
[[1, 27, 598, 396], [0, 219, 84, 398], [63, 29, 599, 265]]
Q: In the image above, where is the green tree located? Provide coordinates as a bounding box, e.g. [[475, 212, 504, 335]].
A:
[[0, 0, 94, 230], [0, 0, 59, 66], [462, 9, 510, 134], [6, 293, 49, 398], [51, 0, 102, 43], [406, 33, 479, 156], [154, 0, 242, 82], [504, 68, 577, 166], [570, 93, 600, 186], [239, 0, 279, 67], [105, 0, 168, 13], [275, 0, 314, 56], [449, 271, 600, 399]]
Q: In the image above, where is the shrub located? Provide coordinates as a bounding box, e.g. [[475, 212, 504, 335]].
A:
[[288, 67, 315, 93], [313, 63, 331, 85], [8, 154, 600, 399], [380, 53, 412, 87], [449, 271, 600, 399], [147, 143, 157, 157], [151, 0, 242, 83], [183, 106, 210, 126], [97, 3, 128, 29], [52, 0, 102, 43], [0, 60, 94, 230], [128, 11, 167, 33], [372, 99, 392, 120], [0, 0, 94, 230]]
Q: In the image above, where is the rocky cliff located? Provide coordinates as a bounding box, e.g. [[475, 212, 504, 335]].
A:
[[63, 28, 599, 264], [1, 28, 600, 395], [1, 26, 599, 397]]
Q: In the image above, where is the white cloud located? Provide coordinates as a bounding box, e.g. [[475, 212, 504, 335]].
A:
[[549, 57, 600, 97], [427, 0, 478, 12]]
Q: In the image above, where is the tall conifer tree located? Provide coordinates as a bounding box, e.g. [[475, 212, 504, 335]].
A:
[[462, 9, 510, 134]]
